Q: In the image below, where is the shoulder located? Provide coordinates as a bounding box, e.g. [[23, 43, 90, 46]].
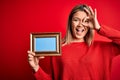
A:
[[93, 40, 111, 44], [61, 43, 72, 49], [91, 40, 119, 49]]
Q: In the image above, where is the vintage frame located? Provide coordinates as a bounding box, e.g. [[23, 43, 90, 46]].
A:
[[30, 32, 61, 56]]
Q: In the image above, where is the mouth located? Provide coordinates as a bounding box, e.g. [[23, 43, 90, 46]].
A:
[[75, 27, 86, 36], [76, 28, 85, 33]]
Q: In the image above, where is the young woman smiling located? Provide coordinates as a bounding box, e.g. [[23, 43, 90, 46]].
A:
[[28, 4, 120, 80]]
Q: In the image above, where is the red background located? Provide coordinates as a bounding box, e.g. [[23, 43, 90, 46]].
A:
[[0, 0, 120, 80]]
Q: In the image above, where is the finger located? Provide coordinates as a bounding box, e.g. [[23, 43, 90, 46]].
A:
[[28, 54, 35, 60], [82, 23, 89, 28], [28, 57, 34, 61], [82, 23, 88, 27], [83, 16, 89, 21], [88, 6, 94, 15], [38, 56, 45, 59], [82, 17, 89, 26], [94, 9, 97, 18], [28, 53, 35, 61], [82, 19, 94, 29], [83, 7, 91, 16], [27, 51, 35, 56], [28, 53, 34, 58]]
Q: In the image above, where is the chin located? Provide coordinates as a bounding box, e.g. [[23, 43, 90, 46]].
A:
[[75, 34, 85, 39], [74, 31, 87, 38]]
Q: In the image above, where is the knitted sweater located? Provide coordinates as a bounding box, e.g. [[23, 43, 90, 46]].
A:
[[34, 25, 120, 80]]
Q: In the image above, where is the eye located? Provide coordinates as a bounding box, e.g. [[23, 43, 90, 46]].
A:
[[72, 18, 79, 22], [74, 19, 78, 21], [84, 19, 89, 23]]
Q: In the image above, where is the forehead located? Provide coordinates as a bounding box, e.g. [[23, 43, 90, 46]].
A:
[[73, 11, 87, 19]]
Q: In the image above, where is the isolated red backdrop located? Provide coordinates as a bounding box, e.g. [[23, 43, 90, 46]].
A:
[[0, 0, 120, 80]]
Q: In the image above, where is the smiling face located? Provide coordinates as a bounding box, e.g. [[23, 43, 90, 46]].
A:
[[71, 11, 89, 42], [64, 4, 94, 45]]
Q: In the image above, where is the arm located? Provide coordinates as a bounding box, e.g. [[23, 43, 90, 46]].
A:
[[98, 25, 120, 58], [28, 51, 52, 80], [83, 6, 120, 45], [98, 25, 120, 45], [34, 67, 52, 80]]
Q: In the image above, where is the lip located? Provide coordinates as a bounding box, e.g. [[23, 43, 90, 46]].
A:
[[75, 27, 86, 36], [76, 28, 85, 33]]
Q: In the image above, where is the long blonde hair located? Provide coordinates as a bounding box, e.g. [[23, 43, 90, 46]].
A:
[[62, 4, 94, 46]]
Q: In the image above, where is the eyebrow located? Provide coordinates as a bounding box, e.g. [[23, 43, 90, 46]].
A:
[[72, 17, 86, 21]]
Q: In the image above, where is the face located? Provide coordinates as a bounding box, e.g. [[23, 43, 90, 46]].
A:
[[71, 11, 89, 41]]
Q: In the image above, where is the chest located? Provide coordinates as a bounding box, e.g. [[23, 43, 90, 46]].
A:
[[61, 44, 108, 67]]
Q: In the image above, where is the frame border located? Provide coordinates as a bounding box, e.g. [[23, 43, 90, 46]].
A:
[[30, 32, 61, 56]]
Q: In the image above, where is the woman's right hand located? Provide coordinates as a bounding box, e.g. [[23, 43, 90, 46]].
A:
[[27, 51, 45, 72]]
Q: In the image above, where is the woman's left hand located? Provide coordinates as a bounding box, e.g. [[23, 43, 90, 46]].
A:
[[82, 6, 101, 31]]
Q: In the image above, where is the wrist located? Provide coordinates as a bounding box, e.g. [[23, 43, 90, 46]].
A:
[[95, 25, 101, 32], [33, 65, 40, 72]]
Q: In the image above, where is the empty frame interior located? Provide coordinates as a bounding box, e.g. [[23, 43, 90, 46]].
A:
[[30, 32, 61, 56]]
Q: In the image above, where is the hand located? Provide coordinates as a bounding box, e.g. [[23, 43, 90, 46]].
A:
[[82, 6, 101, 31], [27, 51, 45, 72]]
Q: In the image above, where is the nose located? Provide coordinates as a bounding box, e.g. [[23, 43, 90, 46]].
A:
[[77, 21, 83, 27]]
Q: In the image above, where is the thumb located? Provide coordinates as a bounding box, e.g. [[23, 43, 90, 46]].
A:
[[38, 56, 45, 59]]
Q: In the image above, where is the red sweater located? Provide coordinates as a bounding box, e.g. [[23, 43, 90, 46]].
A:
[[34, 25, 120, 80]]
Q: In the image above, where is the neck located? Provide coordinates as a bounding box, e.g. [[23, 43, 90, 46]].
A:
[[71, 38, 85, 43]]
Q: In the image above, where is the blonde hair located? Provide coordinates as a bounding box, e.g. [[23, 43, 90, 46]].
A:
[[62, 4, 94, 46]]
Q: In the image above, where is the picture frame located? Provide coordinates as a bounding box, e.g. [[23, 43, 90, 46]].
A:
[[30, 32, 61, 56]]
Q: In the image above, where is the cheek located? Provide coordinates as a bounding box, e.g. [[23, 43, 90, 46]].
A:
[[71, 24, 76, 36], [71, 23, 75, 31], [85, 28, 89, 34], [71, 24, 76, 33], [72, 21, 78, 28], [71, 23, 77, 33]]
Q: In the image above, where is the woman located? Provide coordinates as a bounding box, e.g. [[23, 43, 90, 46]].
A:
[[28, 4, 120, 80]]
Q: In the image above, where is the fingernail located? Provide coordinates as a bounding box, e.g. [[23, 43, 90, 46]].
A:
[[27, 51, 30, 53]]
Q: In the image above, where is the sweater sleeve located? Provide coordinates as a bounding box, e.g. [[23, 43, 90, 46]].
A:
[[98, 25, 120, 45], [98, 25, 120, 57], [34, 67, 52, 80]]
